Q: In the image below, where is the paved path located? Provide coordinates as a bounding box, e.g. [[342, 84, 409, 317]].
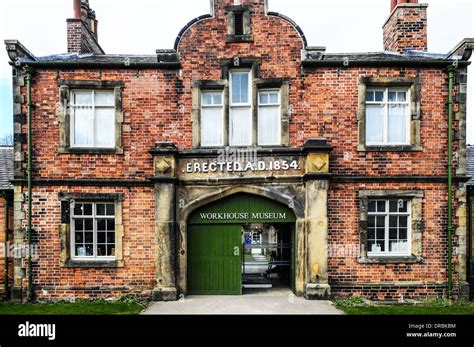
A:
[[142, 290, 343, 315]]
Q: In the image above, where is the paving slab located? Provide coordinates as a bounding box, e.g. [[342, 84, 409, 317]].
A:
[[142, 290, 343, 315]]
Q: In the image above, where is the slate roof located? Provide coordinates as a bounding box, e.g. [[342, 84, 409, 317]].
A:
[[301, 50, 466, 67], [16, 52, 180, 68], [0, 146, 13, 191], [468, 146, 474, 186]]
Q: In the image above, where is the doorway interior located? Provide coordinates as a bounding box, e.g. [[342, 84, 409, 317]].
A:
[[242, 223, 294, 293]]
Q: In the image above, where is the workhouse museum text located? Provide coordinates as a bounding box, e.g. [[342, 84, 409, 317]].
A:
[[1, 0, 472, 302]]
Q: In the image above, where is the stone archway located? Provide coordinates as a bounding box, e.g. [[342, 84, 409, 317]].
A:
[[176, 185, 307, 296]]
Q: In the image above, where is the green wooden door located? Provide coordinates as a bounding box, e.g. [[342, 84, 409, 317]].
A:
[[187, 224, 242, 295]]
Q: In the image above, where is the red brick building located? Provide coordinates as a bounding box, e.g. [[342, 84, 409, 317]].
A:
[[3, 0, 473, 302]]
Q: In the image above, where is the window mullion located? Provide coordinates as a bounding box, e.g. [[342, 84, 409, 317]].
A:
[[92, 90, 96, 148], [384, 89, 388, 144]]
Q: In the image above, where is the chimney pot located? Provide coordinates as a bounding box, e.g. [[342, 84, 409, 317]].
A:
[[73, 0, 81, 18]]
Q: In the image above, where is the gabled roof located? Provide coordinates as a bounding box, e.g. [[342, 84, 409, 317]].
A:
[[0, 146, 13, 191], [468, 146, 474, 186]]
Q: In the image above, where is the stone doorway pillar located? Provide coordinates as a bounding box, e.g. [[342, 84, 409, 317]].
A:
[[303, 139, 332, 299], [150, 143, 179, 301]]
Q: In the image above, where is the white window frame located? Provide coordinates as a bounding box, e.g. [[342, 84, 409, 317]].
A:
[[366, 88, 410, 146], [229, 70, 253, 146], [70, 201, 116, 261], [70, 89, 115, 149], [200, 90, 225, 147], [367, 199, 412, 257], [258, 89, 281, 146]]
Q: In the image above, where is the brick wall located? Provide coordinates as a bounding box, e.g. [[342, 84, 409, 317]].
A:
[[21, 186, 157, 300], [383, 4, 428, 53], [328, 183, 451, 300]]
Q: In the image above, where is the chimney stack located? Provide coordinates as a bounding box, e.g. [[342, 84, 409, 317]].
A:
[[67, 0, 104, 55], [383, 0, 428, 53]]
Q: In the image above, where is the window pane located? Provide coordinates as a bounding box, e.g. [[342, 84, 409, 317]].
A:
[[97, 204, 106, 216], [366, 105, 384, 143], [366, 91, 374, 102], [106, 204, 115, 216], [107, 245, 115, 256], [389, 200, 398, 212], [399, 228, 408, 240], [73, 91, 92, 105], [398, 200, 408, 213], [398, 92, 407, 102], [95, 91, 114, 106], [202, 93, 213, 105], [84, 219, 93, 231], [231, 73, 249, 104], [376, 216, 385, 228], [85, 245, 94, 256], [107, 232, 115, 243], [213, 93, 222, 105], [75, 233, 84, 243], [388, 104, 407, 143], [97, 219, 106, 231], [74, 203, 83, 216], [269, 92, 278, 104], [368, 228, 375, 239], [258, 105, 280, 145], [389, 216, 397, 228], [388, 91, 397, 102], [389, 228, 398, 240], [399, 216, 408, 228], [107, 219, 115, 231], [374, 91, 384, 102], [84, 232, 93, 243], [259, 93, 269, 104], [95, 108, 115, 147], [98, 232, 106, 244], [97, 244, 106, 257], [83, 204, 93, 216], [74, 219, 84, 230], [377, 201, 386, 213], [368, 201, 376, 212], [201, 107, 224, 146], [230, 107, 252, 146], [368, 216, 375, 228], [74, 108, 94, 146]]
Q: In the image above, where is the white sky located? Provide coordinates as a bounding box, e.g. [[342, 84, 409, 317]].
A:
[[0, 0, 473, 142]]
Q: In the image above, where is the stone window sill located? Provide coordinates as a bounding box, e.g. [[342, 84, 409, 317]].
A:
[[59, 147, 123, 155], [64, 260, 121, 268], [358, 145, 423, 152], [358, 256, 423, 264], [226, 35, 253, 43]]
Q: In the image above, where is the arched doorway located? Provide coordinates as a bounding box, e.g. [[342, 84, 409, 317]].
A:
[[187, 193, 297, 295]]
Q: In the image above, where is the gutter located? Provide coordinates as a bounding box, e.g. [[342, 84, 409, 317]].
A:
[[447, 62, 457, 300], [25, 66, 34, 303], [9, 61, 181, 70], [302, 60, 471, 68]]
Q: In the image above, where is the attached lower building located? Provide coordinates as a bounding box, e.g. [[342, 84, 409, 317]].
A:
[[3, 0, 474, 301]]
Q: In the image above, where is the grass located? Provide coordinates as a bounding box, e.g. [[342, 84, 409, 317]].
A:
[[335, 297, 474, 315], [0, 297, 146, 315]]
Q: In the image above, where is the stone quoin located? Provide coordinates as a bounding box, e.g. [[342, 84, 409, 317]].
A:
[[2, 0, 473, 302]]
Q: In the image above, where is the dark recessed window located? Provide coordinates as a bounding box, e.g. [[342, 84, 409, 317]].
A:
[[234, 12, 244, 36]]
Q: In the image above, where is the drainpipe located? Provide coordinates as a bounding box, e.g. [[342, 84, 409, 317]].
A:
[[447, 62, 457, 300], [25, 66, 34, 303], [3, 192, 9, 298]]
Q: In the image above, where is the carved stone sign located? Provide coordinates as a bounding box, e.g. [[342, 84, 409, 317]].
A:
[[178, 155, 305, 180]]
